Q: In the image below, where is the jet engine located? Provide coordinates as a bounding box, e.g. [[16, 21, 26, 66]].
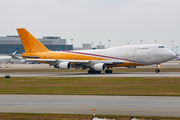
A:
[[91, 63, 106, 71], [54, 62, 71, 70], [20, 59, 27, 64]]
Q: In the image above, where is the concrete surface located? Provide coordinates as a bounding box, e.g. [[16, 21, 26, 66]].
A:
[[0, 95, 180, 117]]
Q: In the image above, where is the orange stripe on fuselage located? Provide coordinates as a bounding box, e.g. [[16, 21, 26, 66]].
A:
[[106, 63, 143, 67], [22, 51, 144, 67], [22, 51, 109, 61]]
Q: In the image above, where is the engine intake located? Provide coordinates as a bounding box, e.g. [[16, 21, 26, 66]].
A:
[[54, 62, 71, 70], [92, 63, 106, 71], [20, 59, 26, 64]]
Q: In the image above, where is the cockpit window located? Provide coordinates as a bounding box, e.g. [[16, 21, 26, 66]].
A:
[[158, 46, 165, 48]]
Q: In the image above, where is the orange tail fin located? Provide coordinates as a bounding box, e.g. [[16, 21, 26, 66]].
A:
[[17, 28, 50, 53]]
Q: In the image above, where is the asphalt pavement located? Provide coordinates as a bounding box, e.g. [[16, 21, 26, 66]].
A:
[[0, 95, 180, 117], [0, 72, 180, 77]]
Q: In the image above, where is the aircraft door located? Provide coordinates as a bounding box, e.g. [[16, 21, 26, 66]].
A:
[[134, 46, 138, 52], [123, 46, 137, 60], [145, 51, 151, 59], [126, 46, 137, 60]]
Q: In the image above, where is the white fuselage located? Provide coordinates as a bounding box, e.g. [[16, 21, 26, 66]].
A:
[[0, 55, 23, 63], [0, 56, 13, 62], [72, 44, 176, 65]]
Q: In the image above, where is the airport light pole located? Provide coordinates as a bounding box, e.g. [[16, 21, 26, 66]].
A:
[[172, 41, 174, 52], [176, 46, 178, 53], [65, 39, 67, 51], [91, 42, 94, 48], [99, 42, 101, 44], [71, 39, 73, 45], [127, 42, 129, 45], [71, 39, 73, 50], [155, 40, 157, 44], [140, 40, 142, 44], [108, 39, 111, 48]]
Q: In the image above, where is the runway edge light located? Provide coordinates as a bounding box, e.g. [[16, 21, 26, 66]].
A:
[[93, 109, 96, 117], [91, 109, 116, 120]]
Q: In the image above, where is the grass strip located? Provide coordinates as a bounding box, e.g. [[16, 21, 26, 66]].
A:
[[0, 77, 180, 96]]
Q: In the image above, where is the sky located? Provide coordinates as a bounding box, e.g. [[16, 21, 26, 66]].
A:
[[0, 0, 180, 51]]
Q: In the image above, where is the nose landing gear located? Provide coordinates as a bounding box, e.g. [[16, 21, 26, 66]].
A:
[[155, 64, 161, 73], [155, 69, 160, 73]]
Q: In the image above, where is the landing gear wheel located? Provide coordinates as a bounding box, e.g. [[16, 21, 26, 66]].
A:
[[88, 70, 93, 74], [88, 70, 101, 74], [155, 64, 161, 73], [155, 69, 160, 73], [105, 69, 113, 73]]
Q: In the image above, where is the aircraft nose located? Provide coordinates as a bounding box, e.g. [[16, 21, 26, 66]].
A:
[[171, 52, 176, 58], [161, 49, 176, 61]]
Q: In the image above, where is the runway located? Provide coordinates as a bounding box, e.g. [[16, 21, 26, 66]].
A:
[[0, 72, 180, 77], [0, 95, 180, 117]]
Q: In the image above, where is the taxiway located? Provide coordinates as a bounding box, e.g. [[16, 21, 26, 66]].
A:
[[0, 72, 180, 77], [0, 95, 180, 117]]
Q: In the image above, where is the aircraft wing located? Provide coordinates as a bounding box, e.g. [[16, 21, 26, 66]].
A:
[[25, 59, 123, 67], [11, 55, 21, 59], [25, 59, 89, 63]]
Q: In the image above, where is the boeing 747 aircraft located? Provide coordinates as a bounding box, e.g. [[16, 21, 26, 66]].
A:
[[17, 28, 176, 74]]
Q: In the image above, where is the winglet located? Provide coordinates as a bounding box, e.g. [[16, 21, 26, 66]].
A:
[[17, 28, 50, 53]]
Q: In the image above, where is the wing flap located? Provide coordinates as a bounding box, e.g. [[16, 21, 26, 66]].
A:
[[25, 59, 123, 65]]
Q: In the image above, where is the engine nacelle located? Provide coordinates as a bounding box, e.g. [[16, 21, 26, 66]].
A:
[[55, 62, 71, 70], [92, 63, 106, 71], [20, 59, 26, 64]]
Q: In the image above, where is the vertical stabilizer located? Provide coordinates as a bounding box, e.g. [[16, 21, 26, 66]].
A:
[[11, 47, 18, 55], [58, 46, 63, 51], [17, 28, 50, 53]]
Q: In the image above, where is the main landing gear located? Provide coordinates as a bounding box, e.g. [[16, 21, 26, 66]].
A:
[[155, 64, 161, 73], [88, 70, 101, 74], [88, 68, 113, 74], [105, 67, 113, 74]]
